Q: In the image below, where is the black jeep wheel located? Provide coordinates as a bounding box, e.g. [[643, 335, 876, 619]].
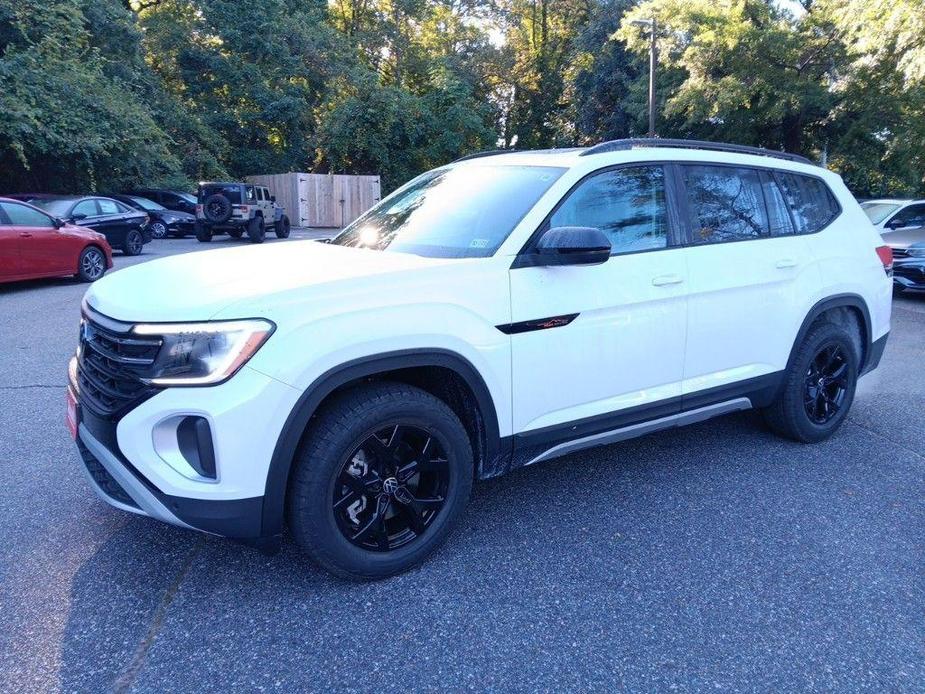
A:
[[195, 222, 213, 242], [247, 216, 266, 243], [287, 382, 473, 580], [203, 193, 233, 224], [122, 229, 145, 256], [763, 320, 859, 443], [275, 215, 291, 239]]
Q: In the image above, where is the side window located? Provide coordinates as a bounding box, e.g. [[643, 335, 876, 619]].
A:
[[549, 165, 668, 255], [0, 202, 55, 227], [775, 173, 840, 234], [98, 199, 120, 215], [760, 173, 795, 236], [888, 204, 925, 228], [73, 200, 99, 217], [246, 186, 257, 202], [684, 165, 768, 243]]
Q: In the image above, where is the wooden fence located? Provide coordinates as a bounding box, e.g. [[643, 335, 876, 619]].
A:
[[246, 173, 381, 228]]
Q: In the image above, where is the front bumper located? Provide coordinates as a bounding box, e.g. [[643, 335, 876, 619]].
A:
[[71, 360, 300, 551], [894, 260, 925, 290]]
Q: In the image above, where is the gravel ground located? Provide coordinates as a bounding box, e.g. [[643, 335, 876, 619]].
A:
[[0, 235, 922, 693]]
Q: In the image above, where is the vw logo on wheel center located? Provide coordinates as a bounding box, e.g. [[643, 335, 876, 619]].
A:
[[382, 477, 400, 495]]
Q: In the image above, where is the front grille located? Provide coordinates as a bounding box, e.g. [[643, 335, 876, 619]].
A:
[[892, 247, 909, 259], [77, 315, 162, 418], [76, 437, 139, 509]]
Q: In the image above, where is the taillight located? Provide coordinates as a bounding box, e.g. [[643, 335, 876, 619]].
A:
[[234, 205, 249, 213], [876, 245, 893, 276]]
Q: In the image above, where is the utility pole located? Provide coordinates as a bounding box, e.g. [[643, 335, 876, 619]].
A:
[[631, 18, 657, 138]]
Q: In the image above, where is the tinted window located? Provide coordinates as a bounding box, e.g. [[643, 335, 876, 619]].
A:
[[861, 202, 901, 224], [98, 199, 121, 215], [201, 185, 242, 204], [332, 165, 565, 258], [130, 196, 165, 211], [761, 174, 794, 236], [34, 199, 76, 216], [888, 204, 925, 228], [549, 166, 668, 254], [684, 165, 768, 243], [775, 173, 839, 234], [0, 202, 54, 227], [73, 200, 98, 217]]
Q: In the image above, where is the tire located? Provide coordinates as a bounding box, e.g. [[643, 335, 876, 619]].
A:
[[247, 216, 266, 244], [203, 194, 233, 223], [762, 320, 860, 443], [195, 222, 212, 243], [227, 228, 244, 239], [149, 221, 168, 240], [122, 229, 145, 256], [76, 246, 106, 282], [287, 382, 474, 580], [275, 215, 291, 239]]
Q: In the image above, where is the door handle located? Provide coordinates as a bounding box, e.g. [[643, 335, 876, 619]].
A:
[[18, 232, 31, 238], [775, 258, 798, 269], [651, 274, 684, 287]]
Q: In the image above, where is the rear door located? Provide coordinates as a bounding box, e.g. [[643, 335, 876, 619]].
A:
[[1, 201, 72, 275], [677, 163, 818, 406], [0, 205, 23, 280], [509, 163, 689, 448]]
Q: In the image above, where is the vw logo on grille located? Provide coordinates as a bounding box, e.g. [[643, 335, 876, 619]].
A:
[[382, 477, 399, 495]]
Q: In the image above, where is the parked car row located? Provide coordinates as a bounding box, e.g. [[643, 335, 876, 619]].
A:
[[861, 198, 925, 294], [1, 183, 294, 285]]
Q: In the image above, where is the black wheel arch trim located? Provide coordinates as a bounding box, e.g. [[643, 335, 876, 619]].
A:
[[261, 348, 502, 538], [786, 294, 875, 377]]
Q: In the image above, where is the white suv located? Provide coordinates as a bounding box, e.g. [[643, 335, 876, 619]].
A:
[[68, 139, 893, 579]]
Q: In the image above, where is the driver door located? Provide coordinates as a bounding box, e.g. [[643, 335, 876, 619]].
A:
[[509, 164, 689, 450]]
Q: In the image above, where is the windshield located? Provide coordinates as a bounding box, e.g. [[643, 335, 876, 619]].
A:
[[331, 165, 566, 258], [34, 199, 75, 216], [861, 202, 901, 224], [131, 196, 165, 211]]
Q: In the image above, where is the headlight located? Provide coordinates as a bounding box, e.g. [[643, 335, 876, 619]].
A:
[[133, 319, 275, 386]]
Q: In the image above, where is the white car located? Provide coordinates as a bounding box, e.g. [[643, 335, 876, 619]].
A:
[[69, 139, 893, 579], [861, 198, 925, 234]]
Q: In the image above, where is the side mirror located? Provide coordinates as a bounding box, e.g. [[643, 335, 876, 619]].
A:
[[531, 226, 611, 266], [71, 213, 87, 222], [270, 195, 276, 202], [885, 217, 904, 230], [52, 217, 64, 229]]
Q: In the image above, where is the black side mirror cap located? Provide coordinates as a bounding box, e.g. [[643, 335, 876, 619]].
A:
[[516, 226, 612, 267]]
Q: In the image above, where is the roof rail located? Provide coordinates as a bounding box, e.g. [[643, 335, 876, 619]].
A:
[[580, 138, 814, 166], [452, 149, 518, 163]]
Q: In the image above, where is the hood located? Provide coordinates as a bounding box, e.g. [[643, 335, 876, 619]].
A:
[[85, 240, 453, 322], [882, 227, 925, 248], [160, 210, 195, 222]]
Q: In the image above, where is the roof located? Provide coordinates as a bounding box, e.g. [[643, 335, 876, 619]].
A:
[[452, 138, 818, 171]]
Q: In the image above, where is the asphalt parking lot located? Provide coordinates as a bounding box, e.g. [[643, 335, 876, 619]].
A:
[[0, 235, 922, 692]]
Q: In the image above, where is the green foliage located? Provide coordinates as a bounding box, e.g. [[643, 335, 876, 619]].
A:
[[0, 0, 922, 198]]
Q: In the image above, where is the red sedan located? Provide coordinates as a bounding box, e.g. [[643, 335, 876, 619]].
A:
[[0, 197, 113, 284]]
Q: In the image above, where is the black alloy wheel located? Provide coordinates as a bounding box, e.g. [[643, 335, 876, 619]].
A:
[[803, 344, 849, 425], [123, 229, 144, 256], [333, 425, 450, 552]]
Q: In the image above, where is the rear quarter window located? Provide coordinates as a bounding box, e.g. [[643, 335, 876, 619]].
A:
[[774, 173, 840, 234]]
